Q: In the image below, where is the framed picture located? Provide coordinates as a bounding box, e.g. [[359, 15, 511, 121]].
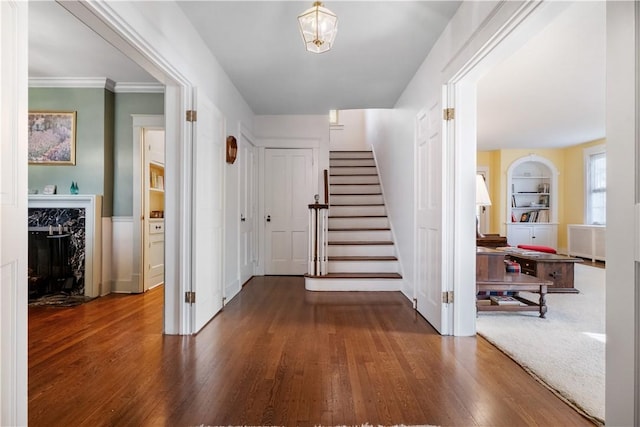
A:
[[28, 111, 76, 165]]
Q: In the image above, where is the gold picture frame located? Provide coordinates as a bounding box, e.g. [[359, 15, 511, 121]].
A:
[[28, 111, 77, 165]]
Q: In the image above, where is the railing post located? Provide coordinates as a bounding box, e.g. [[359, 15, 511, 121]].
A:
[[308, 198, 329, 277]]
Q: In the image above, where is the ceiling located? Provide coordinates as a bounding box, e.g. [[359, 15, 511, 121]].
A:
[[28, 1, 605, 150]]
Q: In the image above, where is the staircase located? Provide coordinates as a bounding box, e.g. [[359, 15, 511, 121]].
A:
[[305, 150, 403, 291]]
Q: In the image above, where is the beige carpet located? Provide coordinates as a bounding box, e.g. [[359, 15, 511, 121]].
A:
[[476, 263, 604, 425]]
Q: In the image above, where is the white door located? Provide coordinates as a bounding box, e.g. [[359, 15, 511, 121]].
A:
[[238, 134, 257, 285], [143, 128, 165, 291], [265, 148, 314, 275], [1, 2, 28, 424], [192, 92, 225, 333], [415, 100, 450, 334]]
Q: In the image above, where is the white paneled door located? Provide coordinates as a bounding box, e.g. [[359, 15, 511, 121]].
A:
[[415, 101, 450, 335], [1, 1, 28, 424], [192, 92, 224, 333], [238, 133, 257, 285], [265, 149, 314, 275]]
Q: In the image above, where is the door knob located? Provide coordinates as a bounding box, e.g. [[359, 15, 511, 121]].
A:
[[266, 215, 271, 222], [240, 214, 246, 222]]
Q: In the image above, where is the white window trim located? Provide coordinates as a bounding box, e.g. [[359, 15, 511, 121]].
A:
[[584, 144, 606, 225]]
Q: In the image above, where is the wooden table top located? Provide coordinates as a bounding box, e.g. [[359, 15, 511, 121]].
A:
[[494, 247, 583, 263]]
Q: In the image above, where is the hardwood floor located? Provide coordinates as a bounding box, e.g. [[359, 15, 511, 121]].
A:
[[29, 276, 595, 426]]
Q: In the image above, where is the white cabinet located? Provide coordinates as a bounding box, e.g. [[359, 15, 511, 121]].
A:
[[506, 155, 559, 248], [147, 219, 164, 289], [507, 223, 557, 248]]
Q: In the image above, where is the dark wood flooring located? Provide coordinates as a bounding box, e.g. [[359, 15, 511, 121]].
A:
[[29, 276, 595, 426]]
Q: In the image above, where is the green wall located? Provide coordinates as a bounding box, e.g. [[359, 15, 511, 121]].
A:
[[113, 93, 164, 216], [29, 88, 113, 215], [28, 88, 164, 217]]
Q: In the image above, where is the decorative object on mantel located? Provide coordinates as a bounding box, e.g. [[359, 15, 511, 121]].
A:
[[43, 184, 57, 195], [297, 1, 338, 54], [226, 135, 238, 164], [28, 111, 77, 165], [70, 181, 79, 194]]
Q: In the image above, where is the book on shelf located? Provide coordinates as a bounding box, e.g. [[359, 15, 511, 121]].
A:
[[490, 296, 526, 306]]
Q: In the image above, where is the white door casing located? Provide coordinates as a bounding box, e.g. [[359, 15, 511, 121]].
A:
[[265, 148, 314, 275], [238, 130, 257, 285], [415, 100, 450, 335], [0, 1, 28, 424], [191, 92, 225, 333]]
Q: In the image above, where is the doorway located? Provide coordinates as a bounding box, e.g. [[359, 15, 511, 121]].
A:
[[132, 115, 166, 294]]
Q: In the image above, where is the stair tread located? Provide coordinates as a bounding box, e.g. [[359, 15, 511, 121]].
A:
[[329, 228, 390, 231], [331, 165, 376, 168], [330, 174, 378, 178], [329, 241, 394, 245], [330, 183, 380, 185], [313, 272, 402, 279], [330, 203, 384, 206], [331, 193, 382, 196], [329, 256, 397, 261], [329, 215, 387, 218]]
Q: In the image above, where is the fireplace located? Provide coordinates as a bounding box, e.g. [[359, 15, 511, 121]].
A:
[[28, 195, 103, 298], [29, 226, 75, 301]]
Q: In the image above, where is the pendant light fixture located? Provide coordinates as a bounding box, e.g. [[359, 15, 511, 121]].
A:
[[297, 1, 338, 54]]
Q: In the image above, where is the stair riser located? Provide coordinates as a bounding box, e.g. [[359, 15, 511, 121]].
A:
[[328, 261, 399, 273], [329, 217, 389, 228], [330, 151, 373, 160], [329, 230, 392, 241], [330, 175, 379, 184], [329, 205, 386, 216], [328, 245, 395, 257], [331, 194, 383, 205], [330, 159, 376, 167], [330, 184, 381, 194], [305, 277, 402, 291], [330, 166, 377, 175]]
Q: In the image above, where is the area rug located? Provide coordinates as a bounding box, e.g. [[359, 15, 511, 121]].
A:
[[476, 263, 604, 425], [28, 293, 93, 307]]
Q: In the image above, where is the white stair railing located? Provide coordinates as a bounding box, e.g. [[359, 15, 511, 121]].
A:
[[308, 196, 329, 276]]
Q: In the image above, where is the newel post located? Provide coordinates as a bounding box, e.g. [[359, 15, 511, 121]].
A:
[[308, 194, 329, 276]]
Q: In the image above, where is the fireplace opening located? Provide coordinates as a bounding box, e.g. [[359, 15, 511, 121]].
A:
[[28, 227, 78, 301]]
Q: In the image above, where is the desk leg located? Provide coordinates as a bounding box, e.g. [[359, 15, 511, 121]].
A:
[[538, 285, 547, 318]]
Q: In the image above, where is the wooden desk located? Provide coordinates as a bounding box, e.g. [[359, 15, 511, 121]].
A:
[[503, 250, 583, 294], [477, 273, 552, 318]]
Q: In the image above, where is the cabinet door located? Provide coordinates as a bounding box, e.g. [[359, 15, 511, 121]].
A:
[[507, 224, 533, 246], [531, 224, 556, 248]]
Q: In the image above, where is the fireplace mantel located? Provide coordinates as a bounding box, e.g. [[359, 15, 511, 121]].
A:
[[28, 195, 103, 297]]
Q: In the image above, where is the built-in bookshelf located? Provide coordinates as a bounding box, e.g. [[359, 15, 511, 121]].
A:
[[506, 155, 558, 248]]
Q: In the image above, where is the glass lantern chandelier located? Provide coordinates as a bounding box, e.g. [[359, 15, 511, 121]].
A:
[[297, 2, 338, 54]]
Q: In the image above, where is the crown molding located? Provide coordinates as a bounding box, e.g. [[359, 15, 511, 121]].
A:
[[114, 82, 164, 93], [27, 78, 164, 94], [29, 77, 116, 91]]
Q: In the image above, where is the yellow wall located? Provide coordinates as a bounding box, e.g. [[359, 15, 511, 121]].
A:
[[477, 138, 606, 252]]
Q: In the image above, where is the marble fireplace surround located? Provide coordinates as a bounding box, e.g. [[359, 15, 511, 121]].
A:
[[28, 195, 103, 298]]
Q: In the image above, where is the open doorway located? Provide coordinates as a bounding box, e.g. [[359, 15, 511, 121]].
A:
[[454, 1, 606, 423]]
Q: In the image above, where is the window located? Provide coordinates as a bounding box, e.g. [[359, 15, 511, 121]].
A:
[[329, 109, 339, 125], [584, 145, 606, 225]]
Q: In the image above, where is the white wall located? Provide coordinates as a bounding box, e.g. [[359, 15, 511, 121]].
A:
[[78, 1, 257, 330], [254, 114, 330, 198], [365, 109, 414, 297], [364, 1, 529, 315], [605, 2, 637, 425], [330, 109, 368, 151]]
